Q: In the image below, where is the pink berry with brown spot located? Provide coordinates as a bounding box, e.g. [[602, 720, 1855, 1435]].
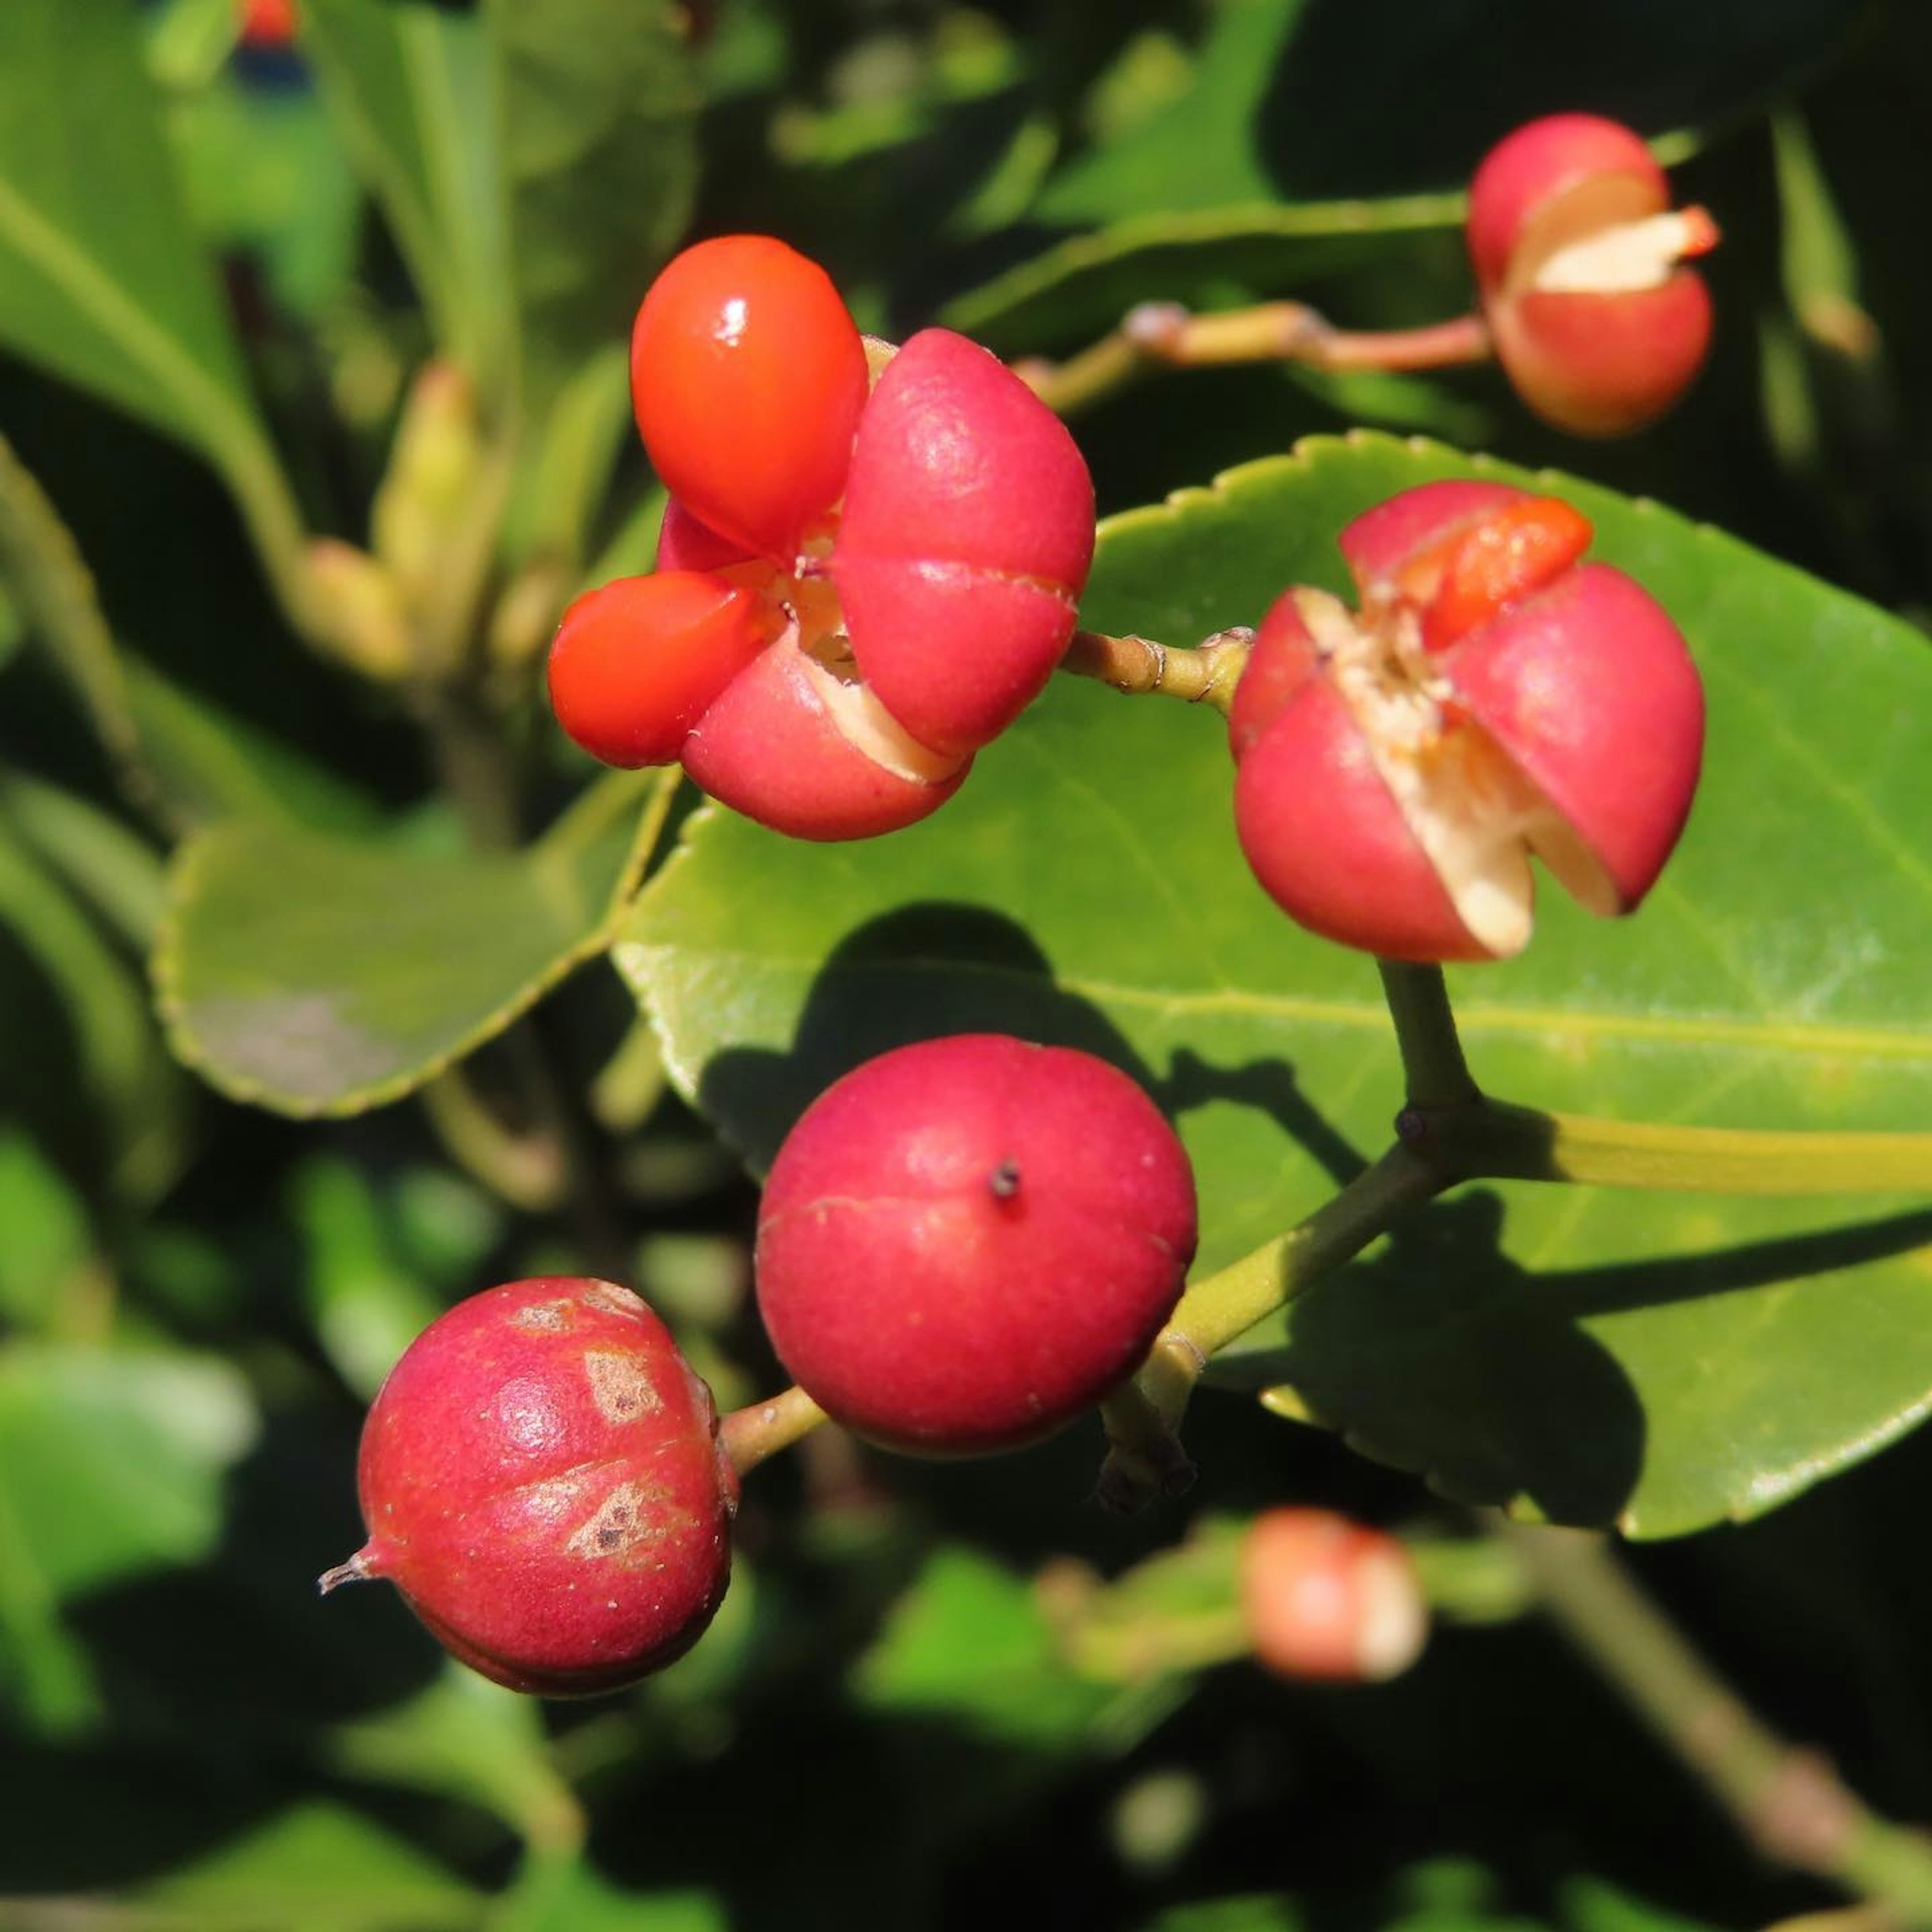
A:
[[755, 1035, 1197, 1457], [1241, 1508, 1427, 1683], [1469, 113, 1719, 437], [319, 1277, 737, 1697], [1229, 480, 1704, 962]]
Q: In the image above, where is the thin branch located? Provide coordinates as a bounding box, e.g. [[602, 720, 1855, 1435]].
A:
[[1017, 301, 1491, 418]]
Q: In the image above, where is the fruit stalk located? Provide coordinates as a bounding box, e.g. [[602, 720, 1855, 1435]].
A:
[[1497, 1518, 1932, 1920]]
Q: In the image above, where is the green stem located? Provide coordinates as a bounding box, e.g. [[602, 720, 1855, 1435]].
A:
[[1377, 960, 1480, 1108], [1058, 626, 1253, 711], [1169, 1141, 1442, 1359], [1440, 1099, 1932, 1195], [720, 1385, 827, 1477], [1016, 302, 1490, 418], [1498, 1519, 1932, 1923], [1098, 1142, 1443, 1511]]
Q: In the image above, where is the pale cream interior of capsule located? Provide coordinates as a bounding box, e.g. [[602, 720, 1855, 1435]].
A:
[[1294, 585, 1619, 957], [1532, 210, 1709, 295]]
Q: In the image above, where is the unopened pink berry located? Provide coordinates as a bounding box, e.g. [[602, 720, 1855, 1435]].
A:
[[319, 1278, 738, 1697], [1241, 1508, 1427, 1683], [755, 1035, 1197, 1457]]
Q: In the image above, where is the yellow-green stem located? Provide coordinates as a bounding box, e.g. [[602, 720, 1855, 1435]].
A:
[[1499, 1519, 1932, 1923], [721, 1385, 828, 1477]]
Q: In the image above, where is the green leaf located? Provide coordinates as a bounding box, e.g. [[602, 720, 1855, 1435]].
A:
[[291, 1157, 448, 1401], [168, 72, 363, 318], [124, 656, 384, 836], [489, 0, 699, 422], [1034, 0, 1849, 225], [941, 197, 1463, 357], [0, 1130, 93, 1333], [855, 1546, 1157, 1753], [327, 1663, 581, 1849], [139, 1801, 478, 1932], [0, 1343, 259, 1601], [303, 0, 514, 396], [617, 431, 1932, 1539], [1, 768, 166, 950], [0, 0, 256, 456], [157, 768, 678, 1115], [0, 814, 190, 1202], [494, 1858, 728, 1932]]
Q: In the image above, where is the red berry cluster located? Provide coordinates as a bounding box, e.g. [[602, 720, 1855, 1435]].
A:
[[328, 1036, 1197, 1694], [549, 236, 1096, 840]]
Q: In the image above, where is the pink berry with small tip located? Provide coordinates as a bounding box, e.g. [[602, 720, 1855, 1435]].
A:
[[755, 1035, 1197, 1457], [319, 1277, 738, 1697]]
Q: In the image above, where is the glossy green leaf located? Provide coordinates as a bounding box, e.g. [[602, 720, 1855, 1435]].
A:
[[139, 1802, 478, 1931], [158, 767, 677, 1115], [618, 432, 1932, 1539], [303, 0, 513, 395], [0, 0, 258, 458], [489, 0, 699, 421]]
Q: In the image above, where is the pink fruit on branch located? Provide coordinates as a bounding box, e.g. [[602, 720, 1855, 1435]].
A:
[[319, 1278, 738, 1697], [1469, 113, 1719, 436], [755, 1035, 1198, 1457], [1229, 480, 1705, 962], [1241, 1508, 1428, 1683]]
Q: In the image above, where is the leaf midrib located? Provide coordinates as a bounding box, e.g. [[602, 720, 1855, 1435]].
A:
[[629, 939, 1932, 1063]]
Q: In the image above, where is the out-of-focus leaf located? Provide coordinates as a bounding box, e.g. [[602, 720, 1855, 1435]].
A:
[[0, 0, 261, 463], [125, 656, 383, 835], [138, 1801, 478, 1931], [489, 0, 699, 421], [856, 1546, 1138, 1751], [0, 817, 189, 1202], [504, 344, 632, 574], [169, 73, 362, 317], [0, 1129, 93, 1333], [291, 1157, 446, 1401], [495, 1856, 729, 1932], [1034, 0, 1847, 222], [302, 0, 513, 395], [619, 432, 1932, 1539], [156, 767, 677, 1115], [0, 1343, 258, 1599], [327, 1664, 582, 1849], [941, 198, 1462, 356], [2, 769, 165, 947]]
